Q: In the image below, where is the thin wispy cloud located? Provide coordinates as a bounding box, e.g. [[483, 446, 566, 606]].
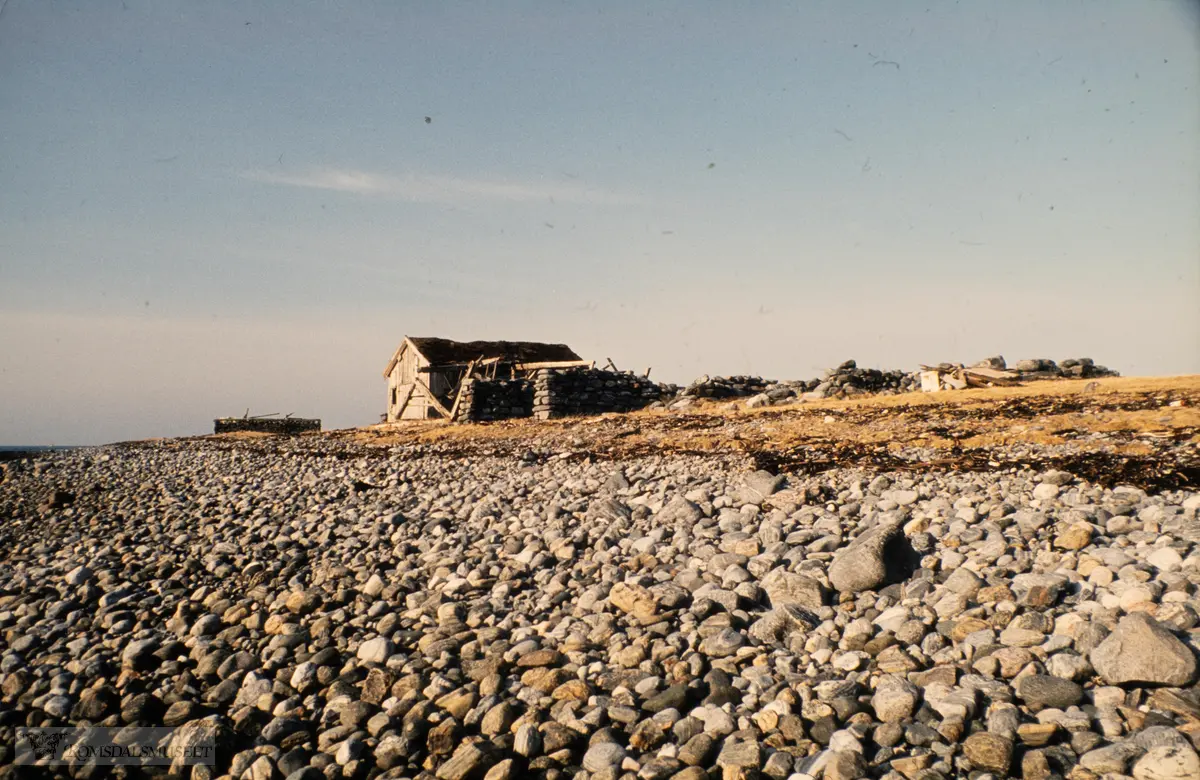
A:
[[240, 167, 648, 206]]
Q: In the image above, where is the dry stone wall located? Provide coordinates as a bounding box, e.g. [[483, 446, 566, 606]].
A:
[[452, 378, 534, 422], [533, 367, 665, 420]]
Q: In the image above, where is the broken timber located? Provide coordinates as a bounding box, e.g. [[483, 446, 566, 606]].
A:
[[411, 375, 454, 419], [920, 364, 1022, 392], [514, 360, 590, 371]]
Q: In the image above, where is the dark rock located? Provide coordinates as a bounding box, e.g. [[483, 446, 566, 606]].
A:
[[73, 686, 121, 721], [1015, 675, 1084, 711], [643, 684, 690, 714]]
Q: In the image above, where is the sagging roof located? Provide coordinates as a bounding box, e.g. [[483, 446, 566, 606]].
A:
[[384, 336, 582, 376], [409, 337, 581, 365]]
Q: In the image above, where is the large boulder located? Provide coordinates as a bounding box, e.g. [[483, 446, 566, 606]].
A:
[[741, 470, 786, 504], [656, 495, 703, 526], [828, 517, 919, 594], [1090, 613, 1197, 686], [1133, 744, 1200, 780]]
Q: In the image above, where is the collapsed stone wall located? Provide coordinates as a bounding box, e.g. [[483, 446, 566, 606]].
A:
[[450, 355, 1120, 421], [804, 361, 919, 399], [664, 360, 919, 411], [662, 355, 1118, 412], [533, 368, 665, 420], [213, 418, 321, 435], [452, 378, 534, 422], [681, 375, 775, 399]]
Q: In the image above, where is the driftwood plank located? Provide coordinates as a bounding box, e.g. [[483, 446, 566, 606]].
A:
[[514, 360, 591, 371], [964, 367, 1022, 385]]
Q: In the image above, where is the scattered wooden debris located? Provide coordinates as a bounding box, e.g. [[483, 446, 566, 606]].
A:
[[920, 364, 1022, 392]]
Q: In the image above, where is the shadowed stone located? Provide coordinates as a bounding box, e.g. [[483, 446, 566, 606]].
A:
[[828, 517, 919, 594]]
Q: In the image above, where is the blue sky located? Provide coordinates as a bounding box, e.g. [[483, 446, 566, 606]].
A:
[[2, 1, 1197, 444]]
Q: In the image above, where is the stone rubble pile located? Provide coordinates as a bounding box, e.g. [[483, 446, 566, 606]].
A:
[[533, 368, 668, 421], [1003, 357, 1120, 381], [658, 356, 1120, 412], [678, 377, 778, 401], [1, 442, 1197, 780], [663, 361, 920, 411], [794, 361, 920, 403], [945, 356, 1120, 381]]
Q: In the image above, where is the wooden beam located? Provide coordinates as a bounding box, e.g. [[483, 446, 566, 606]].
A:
[[964, 367, 1020, 382], [963, 371, 1021, 387], [392, 384, 413, 420], [382, 339, 410, 378], [412, 375, 453, 419], [417, 357, 502, 372], [514, 359, 591, 371]]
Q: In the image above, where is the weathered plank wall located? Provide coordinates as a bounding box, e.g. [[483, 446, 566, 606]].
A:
[[388, 344, 439, 421]]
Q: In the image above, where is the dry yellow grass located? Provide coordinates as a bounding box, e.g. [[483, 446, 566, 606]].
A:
[[164, 374, 1197, 490], [209, 430, 277, 441], [342, 375, 1200, 462]]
